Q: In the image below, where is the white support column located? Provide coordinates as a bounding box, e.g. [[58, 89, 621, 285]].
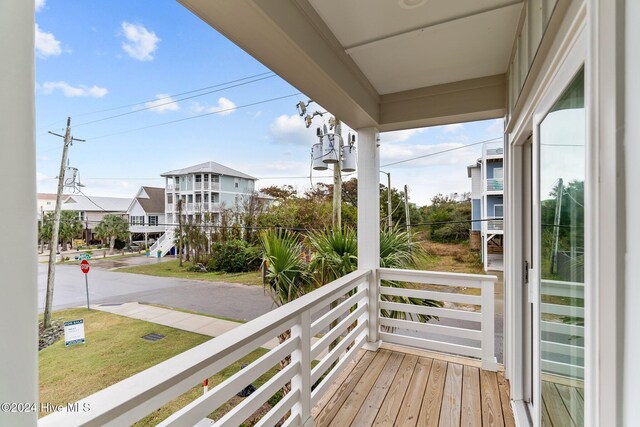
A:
[[0, 0, 37, 426], [357, 127, 380, 349], [624, 0, 640, 424]]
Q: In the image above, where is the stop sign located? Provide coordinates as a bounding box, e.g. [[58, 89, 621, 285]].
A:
[[80, 259, 90, 274]]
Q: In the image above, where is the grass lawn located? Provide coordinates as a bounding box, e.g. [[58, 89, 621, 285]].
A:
[[39, 308, 280, 426], [62, 252, 146, 265], [116, 260, 263, 286]]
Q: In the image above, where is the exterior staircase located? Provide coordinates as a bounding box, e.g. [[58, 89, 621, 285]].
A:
[[149, 229, 175, 257]]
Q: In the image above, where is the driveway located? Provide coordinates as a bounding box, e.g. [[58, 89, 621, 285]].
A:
[[38, 262, 275, 322]]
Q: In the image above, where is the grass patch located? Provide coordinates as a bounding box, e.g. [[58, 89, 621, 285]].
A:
[[39, 308, 283, 426], [116, 260, 263, 286], [39, 308, 210, 418], [63, 252, 146, 265], [416, 241, 485, 275]]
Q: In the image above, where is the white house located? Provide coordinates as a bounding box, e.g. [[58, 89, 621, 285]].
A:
[[150, 161, 263, 256], [4, 1, 640, 426], [126, 186, 166, 247], [61, 195, 131, 243], [468, 141, 505, 271]]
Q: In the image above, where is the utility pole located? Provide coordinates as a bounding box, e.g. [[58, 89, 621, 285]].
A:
[[332, 119, 343, 230], [39, 206, 44, 254], [43, 117, 83, 329], [404, 185, 411, 237], [381, 171, 393, 228], [550, 178, 564, 274]]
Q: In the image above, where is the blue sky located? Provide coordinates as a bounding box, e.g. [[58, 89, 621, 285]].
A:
[[35, 0, 503, 206]]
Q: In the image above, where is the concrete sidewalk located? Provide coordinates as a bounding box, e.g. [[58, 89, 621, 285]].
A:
[[93, 302, 283, 349]]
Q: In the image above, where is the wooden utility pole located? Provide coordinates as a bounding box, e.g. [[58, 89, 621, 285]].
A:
[[550, 178, 564, 274], [381, 171, 393, 228], [404, 185, 411, 236], [332, 119, 343, 229], [43, 117, 72, 328]]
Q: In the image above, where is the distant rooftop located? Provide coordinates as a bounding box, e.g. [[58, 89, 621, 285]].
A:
[[62, 195, 131, 212], [161, 161, 257, 180], [135, 187, 165, 213]]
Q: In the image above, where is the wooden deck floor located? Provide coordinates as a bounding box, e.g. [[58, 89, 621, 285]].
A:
[[542, 380, 584, 427], [313, 345, 515, 427]]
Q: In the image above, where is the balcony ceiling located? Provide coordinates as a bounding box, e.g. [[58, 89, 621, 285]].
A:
[[179, 0, 523, 131]]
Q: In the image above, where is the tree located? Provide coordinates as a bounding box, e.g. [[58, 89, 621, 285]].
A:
[[39, 211, 83, 251], [260, 185, 296, 200], [241, 191, 268, 243], [422, 193, 471, 243], [94, 214, 129, 255]]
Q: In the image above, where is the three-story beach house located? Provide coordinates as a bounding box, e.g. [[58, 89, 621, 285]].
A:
[[150, 161, 259, 256], [469, 141, 505, 271]]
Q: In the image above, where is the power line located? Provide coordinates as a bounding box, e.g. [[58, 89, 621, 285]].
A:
[[38, 71, 276, 130], [73, 74, 276, 129], [84, 93, 302, 141], [381, 137, 501, 168]]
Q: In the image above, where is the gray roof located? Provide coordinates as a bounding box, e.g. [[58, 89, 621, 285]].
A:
[[136, 187, 165, 214], [62, 195, 132, 212], [161, 161, 257, 180]]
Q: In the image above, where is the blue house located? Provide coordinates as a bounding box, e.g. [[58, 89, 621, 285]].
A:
[[468, 142, 503, 271]]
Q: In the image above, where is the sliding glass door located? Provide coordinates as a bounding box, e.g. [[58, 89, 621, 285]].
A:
[[534, 68, 585, 426]]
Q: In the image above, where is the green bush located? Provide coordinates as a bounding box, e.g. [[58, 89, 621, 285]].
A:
[[207, 240, 261, 273]]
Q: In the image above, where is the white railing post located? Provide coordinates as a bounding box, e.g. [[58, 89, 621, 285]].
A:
[[291, 311, 313, 426], [481, 280, 498, 371]]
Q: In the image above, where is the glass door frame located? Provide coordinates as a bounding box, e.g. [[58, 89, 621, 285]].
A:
[[530, 29, 586, 425]]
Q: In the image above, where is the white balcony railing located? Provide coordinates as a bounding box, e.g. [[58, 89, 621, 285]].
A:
[[485, 178, 504, 192], [487, 218, 504, 231], [167, 203, 173, 212], [195, 182, 202, 191], [40, 268, 498, 426], [377, 268, 497, 371]]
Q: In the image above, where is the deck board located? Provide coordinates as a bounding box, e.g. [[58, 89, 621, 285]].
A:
[[541, 381, 576, 427], [395, 357, 433, 427], [314, 346, 514, 427], [461, 366, 482, 427], [372, 354, 418, 426], [328, 350, 391, 426]]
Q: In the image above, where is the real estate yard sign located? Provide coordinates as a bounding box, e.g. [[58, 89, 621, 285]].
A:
[[64, 319, 85, 347]]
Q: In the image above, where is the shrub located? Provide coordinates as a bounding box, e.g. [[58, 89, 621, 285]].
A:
[[207, 240, 261, 273]]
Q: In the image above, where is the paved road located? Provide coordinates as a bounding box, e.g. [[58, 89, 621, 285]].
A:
[[38, 261, 275, 322]]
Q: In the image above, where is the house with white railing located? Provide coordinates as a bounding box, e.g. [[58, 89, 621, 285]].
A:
[[469, 141, 504, 271], [127, 186, 166, 247], [5, 1, 640, 426], [150, 161, 261, 256]]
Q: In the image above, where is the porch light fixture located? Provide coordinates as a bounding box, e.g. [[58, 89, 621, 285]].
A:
[[399, 0, 428, 9]]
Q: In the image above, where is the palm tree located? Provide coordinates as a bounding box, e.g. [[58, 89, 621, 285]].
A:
[[308, 227, 442, 323], [94, 214, 129, 255], [260, 229, 310, 394]]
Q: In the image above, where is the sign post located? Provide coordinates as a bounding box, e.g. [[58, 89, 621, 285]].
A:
[[80, 259, 90, 309]]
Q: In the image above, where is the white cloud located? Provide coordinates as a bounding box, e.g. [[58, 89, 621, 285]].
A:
[[441, 123, 464, 134], [380, 128, 426, 144], [191, 97, 237, 116], [269, 114, 320, 146], [35, 24, 61, 58], [120, 22, 160, 61], [42, 81, 108, 98], [144, 94, 179, 113], [35, 0, 46, 12]]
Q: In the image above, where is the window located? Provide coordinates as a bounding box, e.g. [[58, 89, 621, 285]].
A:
[[195, 194, 202, 203], [212, 175, 220, 183], [204, 174, 209, 182], [130, 216, 144, 226], [234, 178, 240, 188], [195, 174, 202, 183], [204, 193, 209, 202], [148, 216, 158, 226], [167, 194, 173, 204], [494, 204, 503, 218], [493, 167, 504, 179], [187, 195, 193, 203], [212, 193, 219, 203]]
